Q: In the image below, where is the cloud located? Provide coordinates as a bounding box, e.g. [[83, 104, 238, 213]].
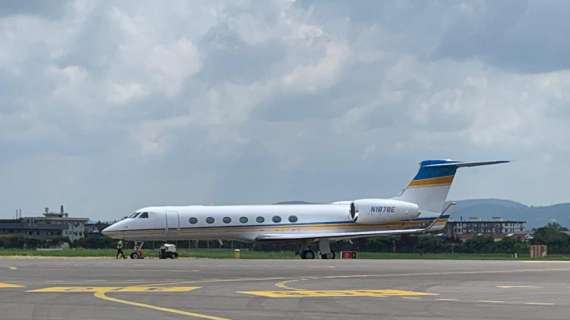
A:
[[282, 41, 350, 93], [1, 0, 570, 219], [0, 0, 70, 18], [435, 0, 570, 73]]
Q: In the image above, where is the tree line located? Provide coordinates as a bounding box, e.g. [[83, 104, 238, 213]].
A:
[[1, 222, 569, 254]]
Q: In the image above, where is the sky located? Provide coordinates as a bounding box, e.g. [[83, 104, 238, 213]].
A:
[[1, 0, 569, 220]]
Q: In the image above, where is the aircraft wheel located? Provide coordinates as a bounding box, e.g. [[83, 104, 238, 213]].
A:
[[300, 250, 316, 259], [321, 252, 335, 259]]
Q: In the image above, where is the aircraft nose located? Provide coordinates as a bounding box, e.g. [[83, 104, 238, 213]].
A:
[[102, 223, 121, 238], [101, 225, 113, 236]]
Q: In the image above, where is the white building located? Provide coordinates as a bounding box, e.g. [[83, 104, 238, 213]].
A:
[[19, 206, 89, 242]]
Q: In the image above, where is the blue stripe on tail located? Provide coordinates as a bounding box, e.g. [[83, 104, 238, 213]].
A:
[[413, 160, 459, 180]]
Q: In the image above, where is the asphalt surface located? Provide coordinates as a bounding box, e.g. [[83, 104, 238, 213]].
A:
[[1, 257, 570, 320]]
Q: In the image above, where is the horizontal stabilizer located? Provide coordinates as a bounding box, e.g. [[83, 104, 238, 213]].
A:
[[424, 160, 509, 168]]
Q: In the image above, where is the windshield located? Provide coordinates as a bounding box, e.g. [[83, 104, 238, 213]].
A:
[[128, 212, 140, 218]]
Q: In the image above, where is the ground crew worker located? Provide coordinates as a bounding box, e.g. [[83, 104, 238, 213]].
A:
[[116, 240, 126, 259]]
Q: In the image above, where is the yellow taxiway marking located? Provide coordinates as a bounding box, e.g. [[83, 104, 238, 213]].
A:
[[0, 282, 23, 288], [239, 289, 437, 298], [29, 286, 199, 293], [93, 290, 230, 320], [274, 279, 305, 290], [29, 286, 231, 320]]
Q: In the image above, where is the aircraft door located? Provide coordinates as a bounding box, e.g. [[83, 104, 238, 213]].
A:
[[165, 210, 181, 237], [150, 211, 164, 231]]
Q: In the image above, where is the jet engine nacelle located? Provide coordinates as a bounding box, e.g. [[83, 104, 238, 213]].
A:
[[350, 199, 419, 224]]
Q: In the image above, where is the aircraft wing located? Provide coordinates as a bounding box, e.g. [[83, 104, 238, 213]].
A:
[[255, 228, 426, 241]]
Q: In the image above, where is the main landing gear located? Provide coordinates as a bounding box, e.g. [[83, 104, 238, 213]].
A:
[[318, 239, 336, 259], [300, 249, 316, 259], [299, 239, 336, 259]]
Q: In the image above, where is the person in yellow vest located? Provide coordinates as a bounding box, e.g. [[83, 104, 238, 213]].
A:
[[116, 240, 126, 259]]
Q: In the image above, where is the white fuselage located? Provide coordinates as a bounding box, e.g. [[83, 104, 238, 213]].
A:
[[102, 201, 424, 242], [101, 159, 506, 244]]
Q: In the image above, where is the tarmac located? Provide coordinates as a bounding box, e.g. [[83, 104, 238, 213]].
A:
[[1, 257, 570, 320]]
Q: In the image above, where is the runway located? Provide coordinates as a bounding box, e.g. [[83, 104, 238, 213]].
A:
[[1, 258, 570, 320]]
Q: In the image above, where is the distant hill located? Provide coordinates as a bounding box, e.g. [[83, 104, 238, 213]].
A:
[[449, 198, 570, 228]]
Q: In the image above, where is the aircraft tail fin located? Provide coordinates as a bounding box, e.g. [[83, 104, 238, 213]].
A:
[[394, 160, 509, 214]]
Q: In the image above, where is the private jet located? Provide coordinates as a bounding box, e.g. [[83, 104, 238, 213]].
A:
[[102, 159, 508, 259]]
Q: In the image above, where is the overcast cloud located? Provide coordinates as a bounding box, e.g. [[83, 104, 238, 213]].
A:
[[1, 0, 569, 220]]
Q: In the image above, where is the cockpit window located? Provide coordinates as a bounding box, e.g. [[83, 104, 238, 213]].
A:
[[128, 212, 140, 218], [139, 212, 149, 219]]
